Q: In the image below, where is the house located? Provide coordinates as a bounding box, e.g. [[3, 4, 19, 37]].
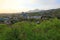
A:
[[0, 18, 4, 23], [21, 12, 28, 19], [27, 16, 42, 19], [13, 17, 18, 21], [4, 18, 11, 24], [4, 20, 11, 24]]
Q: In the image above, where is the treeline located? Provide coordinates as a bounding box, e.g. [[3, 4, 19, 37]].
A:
[[0, 18, 60, 40]]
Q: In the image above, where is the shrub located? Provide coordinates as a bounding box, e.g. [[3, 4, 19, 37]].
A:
[[0, 18, 60, 40]]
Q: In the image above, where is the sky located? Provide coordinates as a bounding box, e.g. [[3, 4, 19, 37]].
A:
[[0, 0, 60, 13]]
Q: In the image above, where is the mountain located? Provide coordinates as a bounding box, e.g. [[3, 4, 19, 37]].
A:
[[27, 9, 41, 13]]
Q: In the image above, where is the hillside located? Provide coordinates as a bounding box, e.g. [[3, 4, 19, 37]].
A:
[[27, 8, 60, 17]]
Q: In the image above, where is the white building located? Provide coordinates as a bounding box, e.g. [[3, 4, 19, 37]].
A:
[[27, 16, 42, 19]]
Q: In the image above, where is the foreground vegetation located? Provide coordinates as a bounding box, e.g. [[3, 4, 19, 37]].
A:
[[0, 18, 60, 40]]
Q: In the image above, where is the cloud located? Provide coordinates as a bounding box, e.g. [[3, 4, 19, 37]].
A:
[[0, 0, 60, 13], [33, 0, 60, 10]]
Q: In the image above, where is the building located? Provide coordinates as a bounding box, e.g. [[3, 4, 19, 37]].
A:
[[4, 18, 11, 24], [27, 16, 42, 19]]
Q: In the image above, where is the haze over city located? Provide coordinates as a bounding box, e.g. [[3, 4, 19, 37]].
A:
[[0, 0, 60, 13]]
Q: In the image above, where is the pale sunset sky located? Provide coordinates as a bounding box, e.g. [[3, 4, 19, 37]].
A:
[[0, 0, 60, 13]]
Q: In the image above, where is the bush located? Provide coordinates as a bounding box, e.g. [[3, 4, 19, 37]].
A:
[[0, 24, 12, 40], [0, 18, 60, 40]]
